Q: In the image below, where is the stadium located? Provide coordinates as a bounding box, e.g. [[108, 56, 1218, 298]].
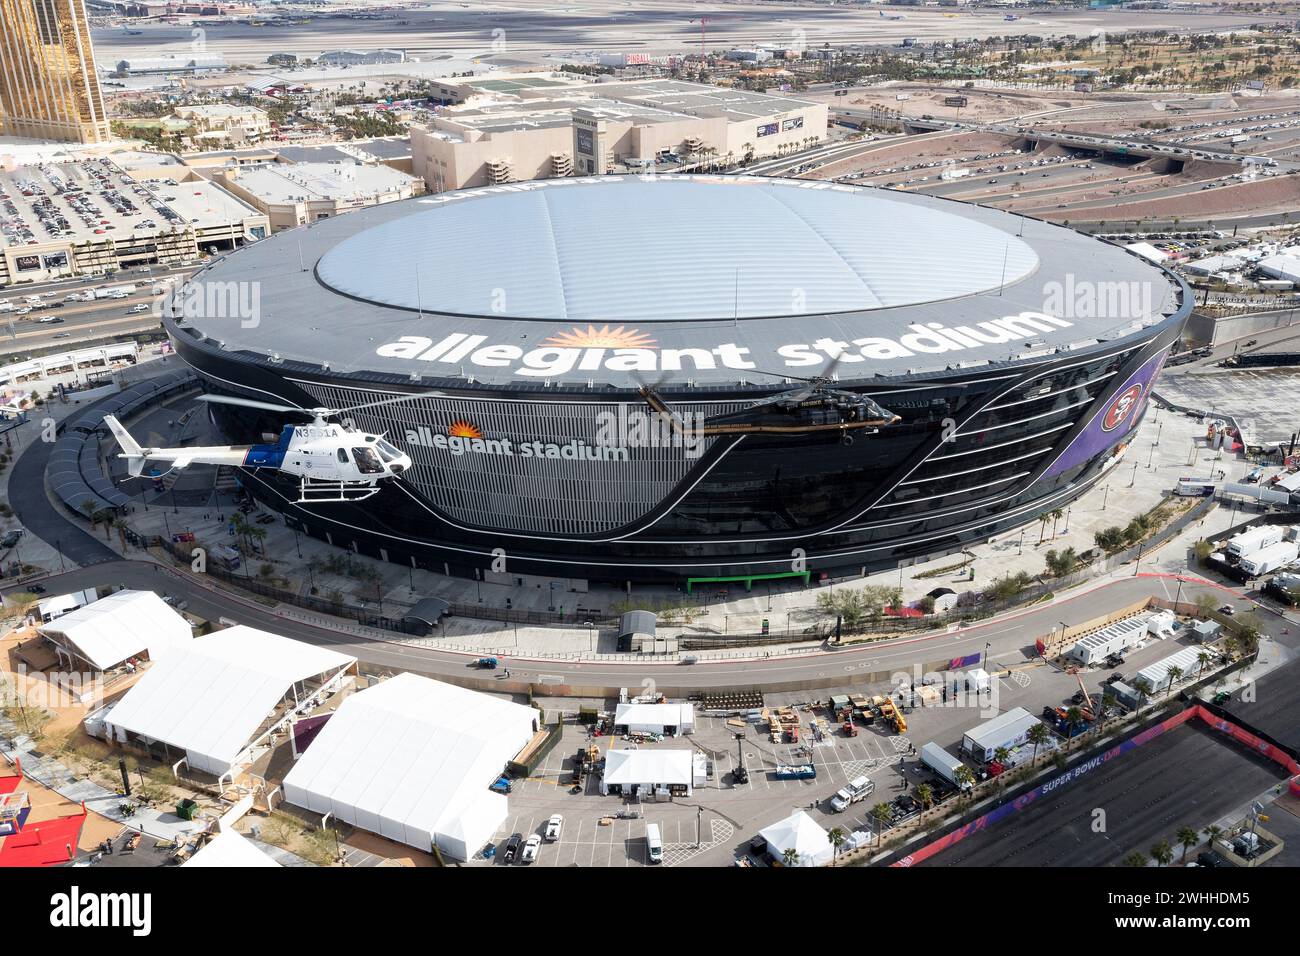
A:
[[163, 174, 1191, 586]]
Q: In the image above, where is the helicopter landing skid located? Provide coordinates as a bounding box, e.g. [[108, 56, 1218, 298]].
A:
[[293, 477, 382, 504]]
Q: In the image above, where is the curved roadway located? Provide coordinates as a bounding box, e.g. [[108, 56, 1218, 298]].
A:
[[2, 388, 1282, 695]]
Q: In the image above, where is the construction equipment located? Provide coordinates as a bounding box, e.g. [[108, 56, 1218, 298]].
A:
[[734, 733, 749, 785]]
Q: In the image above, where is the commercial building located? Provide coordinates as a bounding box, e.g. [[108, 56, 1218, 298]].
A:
[[168, 174, 1189, 585], [412, 76, 828, 191], [281, 673, 539, 862], [613, 701, 695, 737], [103, 626, 356, 782], [317, 50, 407, 68], [38, 589, 191, 673], [215, 161, 422, 232], [599, 748, 700, 797], [0, 0, 109, 144], [0, 155, 267, 287], [102, 54, 228, 76], [961, 707, 1043, 762], [174, 104, 272, 145]]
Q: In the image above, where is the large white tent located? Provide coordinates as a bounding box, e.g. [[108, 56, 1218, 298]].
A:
[[39, 590, 191, 672], [281, 673, 538, 862], [613, 701, 695, 736], [599, 748, 695, 796], [104, 626, 355, 779], [184, 830, 281, 868], [758, 811, 834, 867]]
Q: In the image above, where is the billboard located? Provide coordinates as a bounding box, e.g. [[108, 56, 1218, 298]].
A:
[[781, 116, 804, 131], [43, 252, 68, 270], [575, 127, 595, 156], [756, 122, 778, 137], [13, 255, 40, 273], [1040, 350, 1167, 481]]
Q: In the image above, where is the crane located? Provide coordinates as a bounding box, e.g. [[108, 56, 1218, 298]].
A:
[[687, 14, 740, 60]]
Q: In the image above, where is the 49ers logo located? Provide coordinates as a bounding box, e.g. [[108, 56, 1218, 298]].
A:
[[1102, 383, 1144, 432]]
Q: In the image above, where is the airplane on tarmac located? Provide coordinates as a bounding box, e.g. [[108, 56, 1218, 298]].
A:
[[103, 394, 417, 503]]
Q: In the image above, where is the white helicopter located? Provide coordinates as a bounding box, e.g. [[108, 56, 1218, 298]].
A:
[[103, 394, 418, 503]]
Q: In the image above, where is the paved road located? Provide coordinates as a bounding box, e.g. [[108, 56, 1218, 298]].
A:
[[7, 419, 117, 566], [3, 558, 1277, 696]]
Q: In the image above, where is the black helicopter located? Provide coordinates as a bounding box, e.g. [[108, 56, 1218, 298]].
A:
[[639, 361, 970, 442]]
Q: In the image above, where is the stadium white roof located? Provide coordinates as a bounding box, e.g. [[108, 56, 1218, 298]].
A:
[[105, 626, 355, 777], [602, 748, 694, 786], [39, 590, 190, 671], [281, 673, 538, 860], [317, 176, 1040, 322], [184, 830, 281, 868]]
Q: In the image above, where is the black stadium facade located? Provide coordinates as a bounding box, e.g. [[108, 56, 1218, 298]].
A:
[[165, 175, 1190, 586]]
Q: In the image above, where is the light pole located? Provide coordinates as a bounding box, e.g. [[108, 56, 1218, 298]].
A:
[[1102, 485, 1109, 511]]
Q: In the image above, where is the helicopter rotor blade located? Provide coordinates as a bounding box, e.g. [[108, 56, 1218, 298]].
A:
[[198, 394, 315, 415], [335, 391, 447, 416]]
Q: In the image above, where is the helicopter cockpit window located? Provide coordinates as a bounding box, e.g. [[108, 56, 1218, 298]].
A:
[[336, 448, 349, 463], [374, 438, 402, 463], [352, 446, 384, 475]]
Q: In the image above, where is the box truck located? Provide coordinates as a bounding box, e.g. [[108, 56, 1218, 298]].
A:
[[1238, 541, 1299, 577], [829, 775, 875, 812], [920, 742, 969, 789]]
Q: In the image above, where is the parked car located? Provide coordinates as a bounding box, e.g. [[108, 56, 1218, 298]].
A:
[[544, 814, 563, 842], [1218, 604, 1235, 616], [521, 834, 541, 864], [502, 833, 522, 864]]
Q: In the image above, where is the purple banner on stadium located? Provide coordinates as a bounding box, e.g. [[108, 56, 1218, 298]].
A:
[[948, 652, 982, 670], [1039, 350, 1167, 481]]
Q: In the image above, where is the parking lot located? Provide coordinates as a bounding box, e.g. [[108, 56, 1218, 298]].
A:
[[474, 610, 1238, 867]]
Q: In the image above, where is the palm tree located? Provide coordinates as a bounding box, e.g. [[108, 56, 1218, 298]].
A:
[[1150, 840, 1174, 867], [1027, 722, 1051, 763], [1196, 650, 1212, 679], [1037, 512, 1051, 545], [1202, 824, 1222, 849], [1048, 508, 1065, 540], [81, 498, 98, 533], [781, 846, 800, 867], [828, 826, 846, 866], [1121, 851, 1148, 867], [1166, 665, 1183, 696], [870, 802, 892, 844], [954, 765, 976, 793], [914, 783, 934, 811], [1176, 826, 1199, 864], [993, 746, 1010, 766], [1132, 676, 1153, 714]]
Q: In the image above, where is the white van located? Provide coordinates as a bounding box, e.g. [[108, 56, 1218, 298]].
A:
[[646, 823, 663, 864]]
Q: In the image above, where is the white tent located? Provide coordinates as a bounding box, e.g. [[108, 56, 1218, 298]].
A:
[[613, 701, 695, 736], [184, 830, 281, 868], [104, 626, 355, 778], [40, 590, 191, 672], [281, 673, 538, 861], [36, 589, 97, 623], [1124, 241, 1168, 264], [758, 811, 834, 867], [600, 748, 694, 796]]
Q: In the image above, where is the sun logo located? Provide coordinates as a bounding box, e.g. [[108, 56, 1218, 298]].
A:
[[448, 421, 482, 439], [540, 324, 657, 349]]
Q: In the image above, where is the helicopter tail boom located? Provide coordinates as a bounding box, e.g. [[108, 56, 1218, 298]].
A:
[[103, 415, 149, 477]]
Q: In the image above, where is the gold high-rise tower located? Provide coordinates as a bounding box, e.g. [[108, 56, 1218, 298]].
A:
[[0, 0, 111, 144]]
